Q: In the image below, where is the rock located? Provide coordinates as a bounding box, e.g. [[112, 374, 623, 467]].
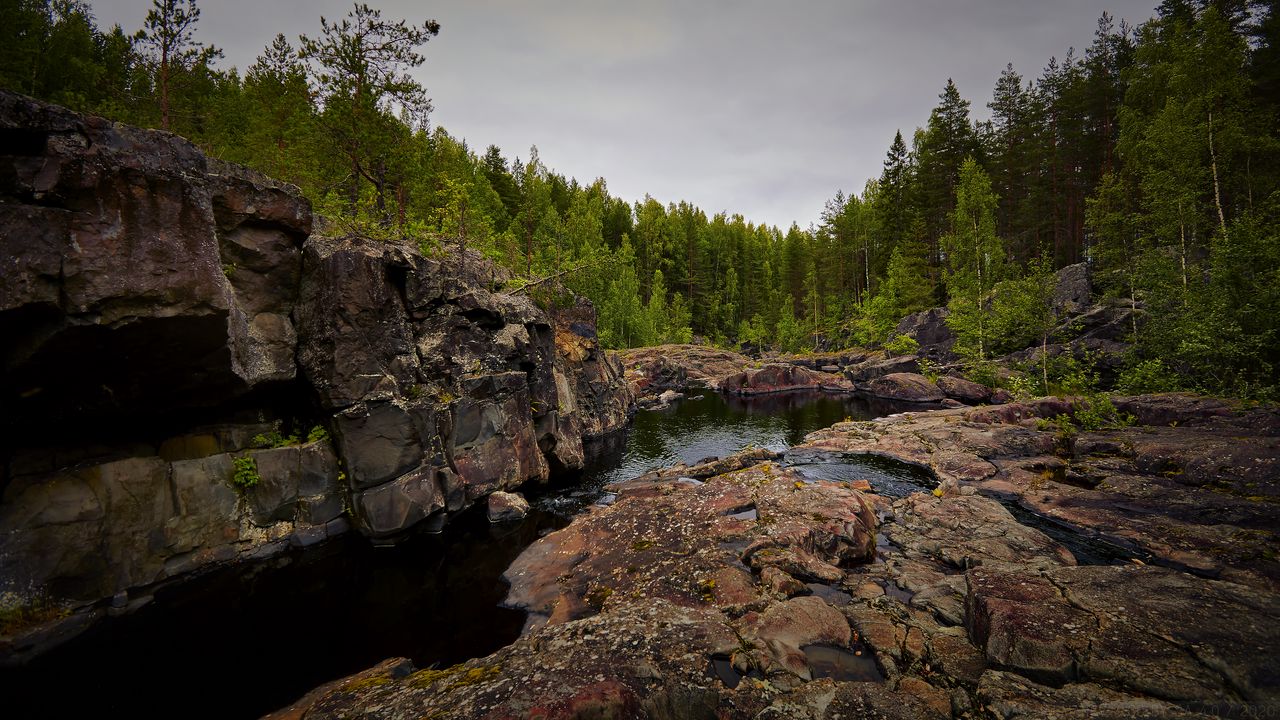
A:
[[968, 565, 1280, 703], [895, 308, 954, 361], [844, 353, 921, 383], [935, 375, 992, 404], [1052, 262, 1091, 314], [1111, 392, 1237, 427], [866, 373, 945, 403], [296, 234, 629, 536], [976, 669, 1215, 719], [354, 466, 446, 538], [799, 396, 1280, 591], [0, 91, 635, 642], [486, 491, 530, 523], [989, 388, 1014, 404], [721, 363, 852, 395], [503, 458, 876, 628], [657, 389, 684, 404], [0, 91, 309, 443], [619, 344, 755, 395], [609, 446, 781, 490], [272, 393, 1280, 719]]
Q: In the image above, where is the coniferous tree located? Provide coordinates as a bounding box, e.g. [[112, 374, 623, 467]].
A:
[[299, 3, 439, 222], [136, 0, 220, 131]]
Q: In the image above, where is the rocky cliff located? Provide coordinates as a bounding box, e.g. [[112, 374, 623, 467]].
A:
[[0, 91, 632, 656]]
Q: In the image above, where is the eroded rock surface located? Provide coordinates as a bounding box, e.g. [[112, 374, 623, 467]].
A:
[[0, 91, 632, 657], [620, 345, 855, 406], [281, 408, 1279, 718], [801, 394, 1280, 591]]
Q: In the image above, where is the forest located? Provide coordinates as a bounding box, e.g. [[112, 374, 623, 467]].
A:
[[2, 0, 1278, 398]]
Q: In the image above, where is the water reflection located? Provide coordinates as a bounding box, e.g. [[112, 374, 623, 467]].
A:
[[538, 389, 934, 514], [0, 389, 929, 719]]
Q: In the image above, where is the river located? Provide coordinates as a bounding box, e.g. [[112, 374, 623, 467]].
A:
[[0, 389, 937, 719]]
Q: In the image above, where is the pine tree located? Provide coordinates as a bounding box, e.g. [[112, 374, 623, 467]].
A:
[[299, 3, 439, 221], [242, 34, 314, 184], [136, 0, 220, 131]]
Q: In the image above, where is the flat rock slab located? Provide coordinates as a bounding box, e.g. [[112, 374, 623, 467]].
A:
[[968, 564, 1280, 704], [866, 373, 945, 402], [799, 396, 1280, 592]]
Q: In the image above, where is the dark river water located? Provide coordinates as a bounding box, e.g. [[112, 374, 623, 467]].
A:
[[0, 390, 936, 719]]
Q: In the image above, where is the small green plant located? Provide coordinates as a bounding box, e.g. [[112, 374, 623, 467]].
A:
[[963, 358, 1002, 389], [251, 430, 300, 448], [1038, 393, 1134, 444], [918, 357, 941, 383], [1071, 394, 1135, 431], [307, 425, 330, 443], [232, 456, 261, 489], [883, 334, 920, 358], [1007, 372, 1041, 401], [1116, 358, 1181, 395], [221, 263, 236, 278]]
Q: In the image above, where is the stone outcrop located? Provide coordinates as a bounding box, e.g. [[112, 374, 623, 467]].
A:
[[0, 90, 632, 655], [895, 307, 954, 362], [721, 362, 853, 395], [620, 345, 852, 404], [866, 372, 946, 403], [0, 90, 309, 436], [935, 374, 992, 403], [294, 236, 632, 540], [800, 394, 1280, 591]]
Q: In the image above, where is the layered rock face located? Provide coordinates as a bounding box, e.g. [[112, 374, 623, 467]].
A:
[[294, 236, 632, 539], [0, 91, 631, 645]]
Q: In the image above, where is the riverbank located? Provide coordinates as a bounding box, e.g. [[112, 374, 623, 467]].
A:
[[273, 391, 1280, 719]]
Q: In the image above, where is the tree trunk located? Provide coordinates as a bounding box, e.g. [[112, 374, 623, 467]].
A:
[[1178, 201, 1188, 302], [1208, 111, 1228, 240], [160, 44, 170, 131]]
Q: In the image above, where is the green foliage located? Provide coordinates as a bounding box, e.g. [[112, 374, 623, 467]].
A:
[[961, 358, 1003, 389], [1116, 358, 1183, 395], [1038, 394, 1134, 447], [917, 358, 942, 383], [943, 159, 1005, 361], [306, 425, 330, 443], [4, 0, 1277, 399], [1071, 394, 1134, 432], [231, 456, 260, 489], [883, 334, 920, 358], [251, 429, 298, 448]]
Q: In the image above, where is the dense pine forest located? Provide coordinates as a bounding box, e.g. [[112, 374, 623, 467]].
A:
[[3, 0, 1278, 398]]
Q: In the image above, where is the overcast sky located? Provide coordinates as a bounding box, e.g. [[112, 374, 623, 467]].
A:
[[90, 0, 1159, 230]]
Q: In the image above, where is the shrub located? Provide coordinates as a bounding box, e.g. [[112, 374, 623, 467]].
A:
[[917, 357, 941, 383], [883, 334, 920, 358], [1116, 358, 1181, 395], [251, 430, 299, 448], [0, 591, 69, 636], [307, 425, 330, 443], [962, 358, 1002, 389], [232, 456, 261, 490]]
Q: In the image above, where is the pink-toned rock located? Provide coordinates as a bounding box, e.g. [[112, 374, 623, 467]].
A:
[[485, 491, 530, 523], [936, 375, 992, 403], [866, 373, 945, 402], [721, 363, 852, 395]]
